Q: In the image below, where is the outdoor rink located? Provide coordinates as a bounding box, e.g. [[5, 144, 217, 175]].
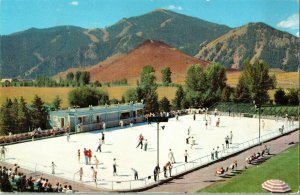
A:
[[4, 114, 298, 190]]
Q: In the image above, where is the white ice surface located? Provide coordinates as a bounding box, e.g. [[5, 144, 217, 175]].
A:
[[5, 114, 298, 190]]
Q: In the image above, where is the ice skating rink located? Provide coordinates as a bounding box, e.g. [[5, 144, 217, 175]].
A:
[[5, 114, 298, 190]]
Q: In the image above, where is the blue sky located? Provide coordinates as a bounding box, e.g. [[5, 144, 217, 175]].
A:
[[0, 0, 299, 36]]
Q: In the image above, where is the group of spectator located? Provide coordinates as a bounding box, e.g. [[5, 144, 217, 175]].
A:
[[245, 145, 270, 164], [0, 164, 74, 193]]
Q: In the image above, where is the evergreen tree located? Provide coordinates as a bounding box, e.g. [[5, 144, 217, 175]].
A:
[[31, 95, 48, 129], [274, 88, 287, 105], [0, 98, 14, 135], [172, 85, 185, 110], [286, 88, 299, 105], [159, 97, 171, 112], [52, 95, 62, 110], [137, 65, 159, 113], [161, 67, 172, 86], [17, 97, 31, 133]]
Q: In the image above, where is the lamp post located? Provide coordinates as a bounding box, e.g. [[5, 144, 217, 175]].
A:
[[253, 101, 262, 145], [148, 116, 168, 172]]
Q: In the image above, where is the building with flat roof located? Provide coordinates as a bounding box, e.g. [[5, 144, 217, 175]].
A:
[[49, 102, 144, 132]]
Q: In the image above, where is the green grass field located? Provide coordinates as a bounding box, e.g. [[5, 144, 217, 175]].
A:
[[198, 144, 299, 193]]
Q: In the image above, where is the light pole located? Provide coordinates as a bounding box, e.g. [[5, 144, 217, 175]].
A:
[[253, 101, 263, 145], [148, 116, 168, 171]]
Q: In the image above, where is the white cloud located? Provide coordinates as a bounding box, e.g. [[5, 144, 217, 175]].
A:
[[277, 14, 299, 29], [69, 1, 79, 6], [296, 32, 299, 37], [167, 5, 183, 11]]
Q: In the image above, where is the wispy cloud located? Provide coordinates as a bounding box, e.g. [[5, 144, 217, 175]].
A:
[[277, 14, 299, 29], [296, 32, 299, 37], [166, 5, 183, 11], [69, 1, 79, 6]]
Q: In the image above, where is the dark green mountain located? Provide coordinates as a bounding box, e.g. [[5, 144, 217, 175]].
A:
[[0, 9, 231, 78], [195, 23, 300, 71]]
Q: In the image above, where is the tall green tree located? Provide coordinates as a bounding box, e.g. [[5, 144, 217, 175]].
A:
[[205, 63, 228, 105], [17, 97, 31, 133], [234, 59, 275, 104], [172, 85, 185, 110], [159, 97, 171, 112], [161, 67, 172, 86], [123, 88, 138, 103], [286, 88, 299, 105], [52, 95, 62, 110], [68, 87, 109, 107], [274, 88, 287, 105], [31, 95, 48, 129], [0, 98, 14, 135], [185, 64, 207, 107], [137, 65, 159, 113], [234, 74, 252, 103]]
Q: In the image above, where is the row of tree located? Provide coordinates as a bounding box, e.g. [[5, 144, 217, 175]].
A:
[[0, 96, 48, 135]]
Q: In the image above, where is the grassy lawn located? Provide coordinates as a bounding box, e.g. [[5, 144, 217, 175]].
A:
[[198, 144, 299, 193]]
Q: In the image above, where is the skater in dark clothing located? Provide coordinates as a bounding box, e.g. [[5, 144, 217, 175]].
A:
[[136, 134, 144, 149], [153, 165, 160, 182], [96, 140, 102, 152]]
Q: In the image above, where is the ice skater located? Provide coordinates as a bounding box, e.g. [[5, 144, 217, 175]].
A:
[[205, 120, 208, 130], [77, 149, 80, 163], [76, 167, 83, 181], [229, 131, 233, 144], [262, 120, 265, 130], [102, 122, 106, 131], [225, 136, 229, 148], [131, 168, 138, 180], [101, 132, 105, 144], [168, 149, 176, 164], [0, 146, 7, 161], [190, 137, 195, 149], [88, 149, 92, 164], [215, 146, 219, 159], [216, 118, 220, 127], [84, 148, 88, 165], [51, 162, 57, 174], [136, 134, 144, 149], [94, 155, 99, 169], [113, 158, 118, 176], [96, 140, 102, 152], [144, 139, 148, 151], [66, 131, 70, 142], [211, 148, 215, 160], [91, 166, 97, 182]]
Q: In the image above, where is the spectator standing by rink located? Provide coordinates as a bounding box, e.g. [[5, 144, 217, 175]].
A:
[[153, 165, 160, 181], [113, 158, 118, 176], [184, 150, 189, 163], [51, 162, 57, 174], [211, 148, 215, 160], [168, 149, 176, 164], [0, 146, 7, 161]]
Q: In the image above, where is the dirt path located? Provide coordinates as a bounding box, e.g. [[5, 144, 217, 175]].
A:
[[1, 130, 298, 193], [145, 129, 299, 193]]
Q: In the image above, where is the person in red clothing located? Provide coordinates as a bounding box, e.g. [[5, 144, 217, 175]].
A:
[[88, 149, 92, 164], [84, 148, 88, 165]]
